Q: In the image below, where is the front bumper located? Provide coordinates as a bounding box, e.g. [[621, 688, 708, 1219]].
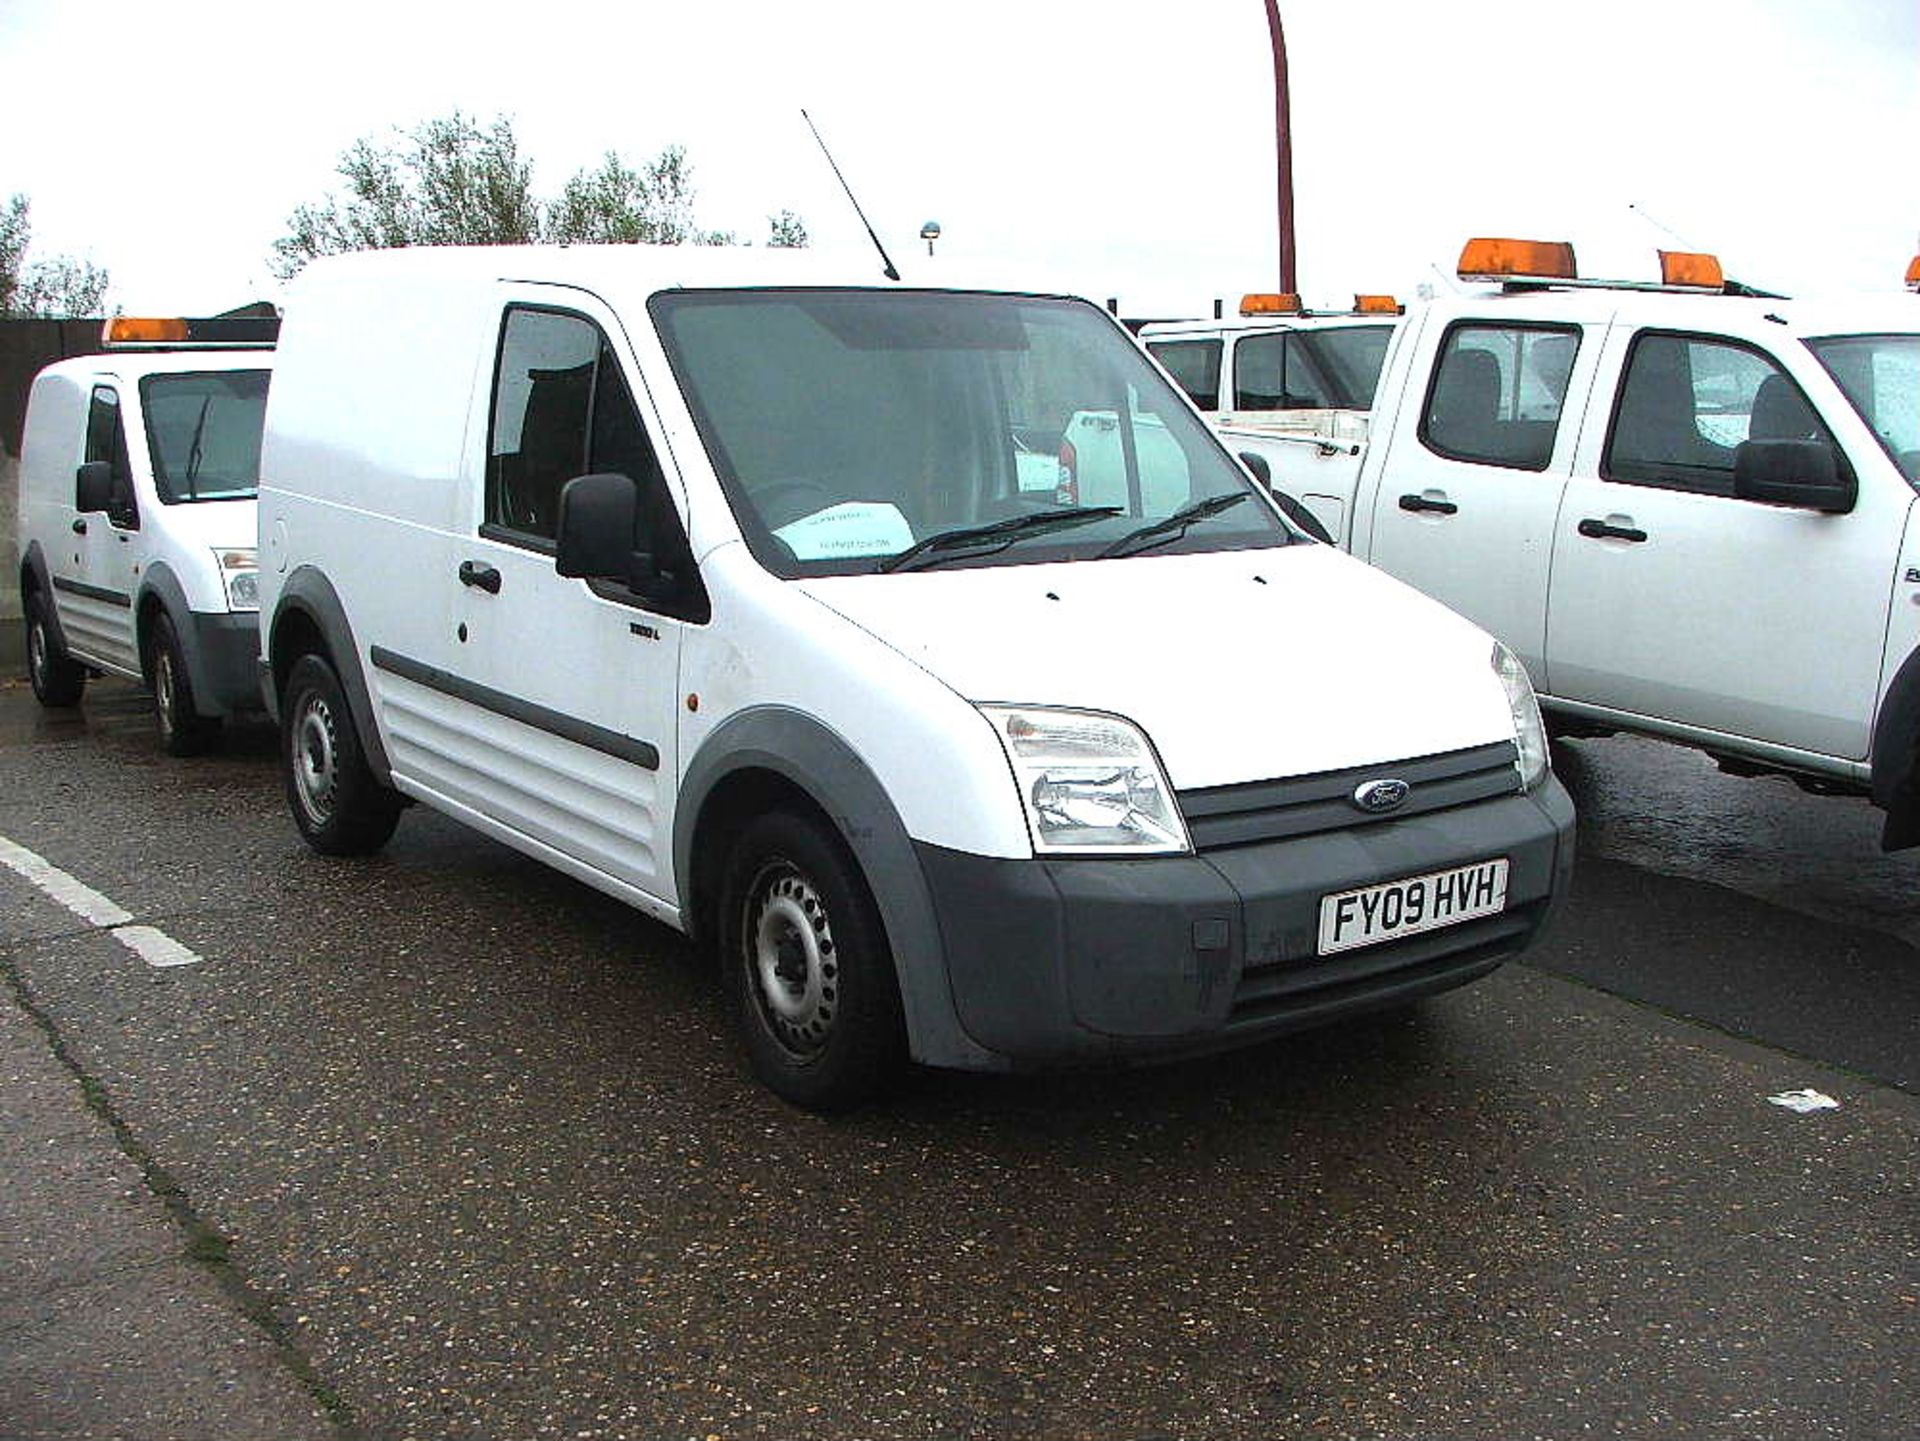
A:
[[185, 610, 264, 716], [919, 777, 1574, 1066]]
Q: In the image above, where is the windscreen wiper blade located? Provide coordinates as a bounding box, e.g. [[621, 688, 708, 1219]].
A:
[[880, 506, 1122, 573], [1097, 492, 1252, 559]]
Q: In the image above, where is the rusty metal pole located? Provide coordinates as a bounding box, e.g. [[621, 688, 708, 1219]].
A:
[[1263, 0, 1298, 295]]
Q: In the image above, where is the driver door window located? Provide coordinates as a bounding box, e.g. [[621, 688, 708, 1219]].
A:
[[83, 385, 137, 528], [486, 307, 667, 546]]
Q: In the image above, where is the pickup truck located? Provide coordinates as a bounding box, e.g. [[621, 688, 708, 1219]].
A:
[[1139, 302, 1398, 544], [1242, 238, 1920, 847]]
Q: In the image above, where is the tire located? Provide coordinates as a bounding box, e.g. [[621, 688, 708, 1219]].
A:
[[281, 652, 402, 857], [719, 811, 907, 1111], [25, 590, 86, 707], [149, 613, 219, 757]]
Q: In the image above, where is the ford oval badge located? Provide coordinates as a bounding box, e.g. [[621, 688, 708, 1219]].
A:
[[1352, 778, 1411, 814]]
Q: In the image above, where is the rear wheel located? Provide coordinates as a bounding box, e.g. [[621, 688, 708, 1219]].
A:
[[281, 652, 402, 856], [719, 811, 906, 1111], [149, 613, 218, 756], [25, 590, 86, 707]]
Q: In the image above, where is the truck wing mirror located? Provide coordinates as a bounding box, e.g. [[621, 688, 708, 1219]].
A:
[[1240, 451, 1333, 544], [1733, 439, 1855, 514], [75, 460, 117, 514], [556, 471, 682, 598]]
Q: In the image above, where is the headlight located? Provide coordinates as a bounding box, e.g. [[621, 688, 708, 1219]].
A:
[[216, 548, 259, 612], [1493, 643, 1549, 790], [979, 705, 1191, 855]]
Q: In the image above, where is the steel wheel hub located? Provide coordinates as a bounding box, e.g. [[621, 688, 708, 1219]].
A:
[[750, 869, 839, 1053]]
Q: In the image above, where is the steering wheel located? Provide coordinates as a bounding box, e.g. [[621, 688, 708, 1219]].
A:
[[754, 476, 837, 528]]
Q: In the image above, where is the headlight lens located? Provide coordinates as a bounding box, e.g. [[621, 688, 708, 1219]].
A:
[[216, 548, 259, 612], [1493, 643, 1549, 790], [979, 705, 1191, 855]]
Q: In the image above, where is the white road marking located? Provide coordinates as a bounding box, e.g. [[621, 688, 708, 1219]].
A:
[[0, 834, 204, 968]]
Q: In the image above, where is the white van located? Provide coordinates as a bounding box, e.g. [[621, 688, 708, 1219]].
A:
[[16, 316, 276, 752], [257, 245, 1574, 1109]]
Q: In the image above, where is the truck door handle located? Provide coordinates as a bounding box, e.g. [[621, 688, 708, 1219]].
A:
[[458, 560, 502, 593], [71, 518, 87, 535], [1398, 493, 1458, 516], [1577, 518, 1648, 543]]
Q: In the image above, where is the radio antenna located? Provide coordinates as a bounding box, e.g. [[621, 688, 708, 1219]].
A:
[[802, 108, 900, 282]]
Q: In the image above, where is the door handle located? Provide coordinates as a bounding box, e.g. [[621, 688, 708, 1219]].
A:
[[71, 518, 87, 535], [1577, 517, 1648, 543], [1398, 493, 1458, 516], [458, 560, 502, 593]]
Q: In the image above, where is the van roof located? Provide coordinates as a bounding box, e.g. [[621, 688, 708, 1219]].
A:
[[288, 242, 1073, 300], [37, 348, 276, 387]]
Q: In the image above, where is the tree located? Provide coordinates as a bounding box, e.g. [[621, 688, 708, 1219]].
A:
[[1, 193, 110, 318], [549, 146, 734, 247], [271, 112, 539, 278], [272, 113, 799, 278]]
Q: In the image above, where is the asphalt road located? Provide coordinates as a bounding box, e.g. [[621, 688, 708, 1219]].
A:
[[2, 677, 1917, 1440]]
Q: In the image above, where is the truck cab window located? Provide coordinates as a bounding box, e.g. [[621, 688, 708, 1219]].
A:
[[1420, 323, 1578, 471], [487, 307, 669, 546], [1605, 333, 1836, 496], [1146, 339, 1221, 410], [1235, 326, 1393, 412]]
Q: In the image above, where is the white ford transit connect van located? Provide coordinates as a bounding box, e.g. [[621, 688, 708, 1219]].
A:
[[257, 245, 1574, 1109], [17, 315, 276, 753]]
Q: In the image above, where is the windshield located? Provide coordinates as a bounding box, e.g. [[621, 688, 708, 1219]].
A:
[[1807, 334, 1920, 485], [650, 290, 1289, 577], [139, 369, 270, 502]]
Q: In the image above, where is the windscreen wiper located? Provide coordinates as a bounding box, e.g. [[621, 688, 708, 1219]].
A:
[[880, 506, 1122, 573], [1097, 492, 1252, 560], [183, 395, 213, 500]]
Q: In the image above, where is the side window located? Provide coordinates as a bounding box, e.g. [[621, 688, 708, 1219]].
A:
[[82, 385, 137, 526], [487, 307, 666, 543], [1146, 339, 1221, 411], [1605, 332, 1836, 496], [1234, 328, 1393, 412], [1421, 323, 1579, 471]]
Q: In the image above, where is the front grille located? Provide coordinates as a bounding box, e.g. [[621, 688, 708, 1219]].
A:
[[1178, 741, 1520, 852]]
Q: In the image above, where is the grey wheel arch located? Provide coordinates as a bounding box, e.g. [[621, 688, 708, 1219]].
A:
[[18, 542, 74, 657], [265, 567, 394, 785], [134, 564, 213, 716], [676, 707, 1000, 1070]]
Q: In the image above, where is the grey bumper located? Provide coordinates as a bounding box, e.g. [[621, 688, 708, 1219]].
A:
[[918, 778, 1575, 1067]]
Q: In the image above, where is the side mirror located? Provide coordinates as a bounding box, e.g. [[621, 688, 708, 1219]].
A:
[[1241, 451, 1334, 544], [556, 471, 683, 599], [75, 461, 117, 514], [1733, 439, 1855, 514]]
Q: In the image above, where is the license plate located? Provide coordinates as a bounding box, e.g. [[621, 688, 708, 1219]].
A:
[[1317, 858, 1509, 955]]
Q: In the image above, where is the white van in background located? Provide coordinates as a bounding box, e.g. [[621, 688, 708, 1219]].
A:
[[257, 245, 1573, 1109], [15, 314, 276, 753]]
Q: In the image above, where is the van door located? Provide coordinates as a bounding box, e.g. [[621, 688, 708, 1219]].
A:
[[1362, 309, 1600, 681], [438, 298, 693, 912], [62, 383, 141, 674], [1546, 328, 1903, 760]]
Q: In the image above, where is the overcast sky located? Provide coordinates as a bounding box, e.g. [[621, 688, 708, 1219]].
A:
[[2, 0, 1914, 317]]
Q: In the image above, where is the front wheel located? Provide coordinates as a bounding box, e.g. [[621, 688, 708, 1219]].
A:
[[25, 591, 86, 707], [281, 652, 402, 856], [719, 811, 907, 1111], [149, 613, 219, 756]]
